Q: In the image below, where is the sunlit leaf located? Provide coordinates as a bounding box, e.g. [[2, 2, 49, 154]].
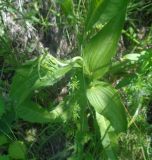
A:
[[96, 112, 118, 160], [17, 98, 74, 123], [17, 100, 56, 123], [85, 0, 128, 31], [10, 54, 74, 105], [83, 8, 127, 79], [124, 53, 140, 61], [87, 81, 127, 132], [17, 100, 73, 123]]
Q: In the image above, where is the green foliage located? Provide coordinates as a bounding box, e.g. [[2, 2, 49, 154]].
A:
[[87, 81, 127, 132], [85, 0, 128, 31], [9, 1, 128, 158], [0, 135, 8, 146], [8, 141, 27, 160], [17, 100, 56, 123], [2, 0, 151, 159], [10, 54, 75, 105], [83, 7, 127, 79], [96, 113, 118, 160], [0, 97, 5, 118], [56, 0, 75, 18], [0, 155, 10, 160]]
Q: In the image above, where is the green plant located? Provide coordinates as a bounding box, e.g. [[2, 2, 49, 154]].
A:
[[0, 138, 27, 160], [119, 50, 152, 160], [8, 141, 27, 160], [0, 0, 130, 159]]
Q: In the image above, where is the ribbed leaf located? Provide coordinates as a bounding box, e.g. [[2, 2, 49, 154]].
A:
[[17, 100, 63, 123], [87, 81, 127, 132], [10, 54, 73, 105], [83, 6, 127, 79], [85, 0, 104, 31], [17, 97, 76, 123], [96, 112, 118, 160], [85, 0, 128, 31]]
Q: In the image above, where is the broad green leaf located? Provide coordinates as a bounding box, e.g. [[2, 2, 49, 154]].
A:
[[96, 112, 118, 160], [17, 100, 60, 123], [17, 98, 74, 123], [87, 81, 127, 132], [0, 134, 8, 146], [0, 155, 10, 160], [85, 0, 104, 31], [56, 0, 75, 18], [8, 141, 26, 160], [85, 0, 128, 31], [10, 54, 74, 105], [83, 6, 127, 79], [0, 97, 5, 118]]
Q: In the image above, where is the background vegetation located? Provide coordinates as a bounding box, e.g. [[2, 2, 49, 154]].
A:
[[0, 0, 152, 160]]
